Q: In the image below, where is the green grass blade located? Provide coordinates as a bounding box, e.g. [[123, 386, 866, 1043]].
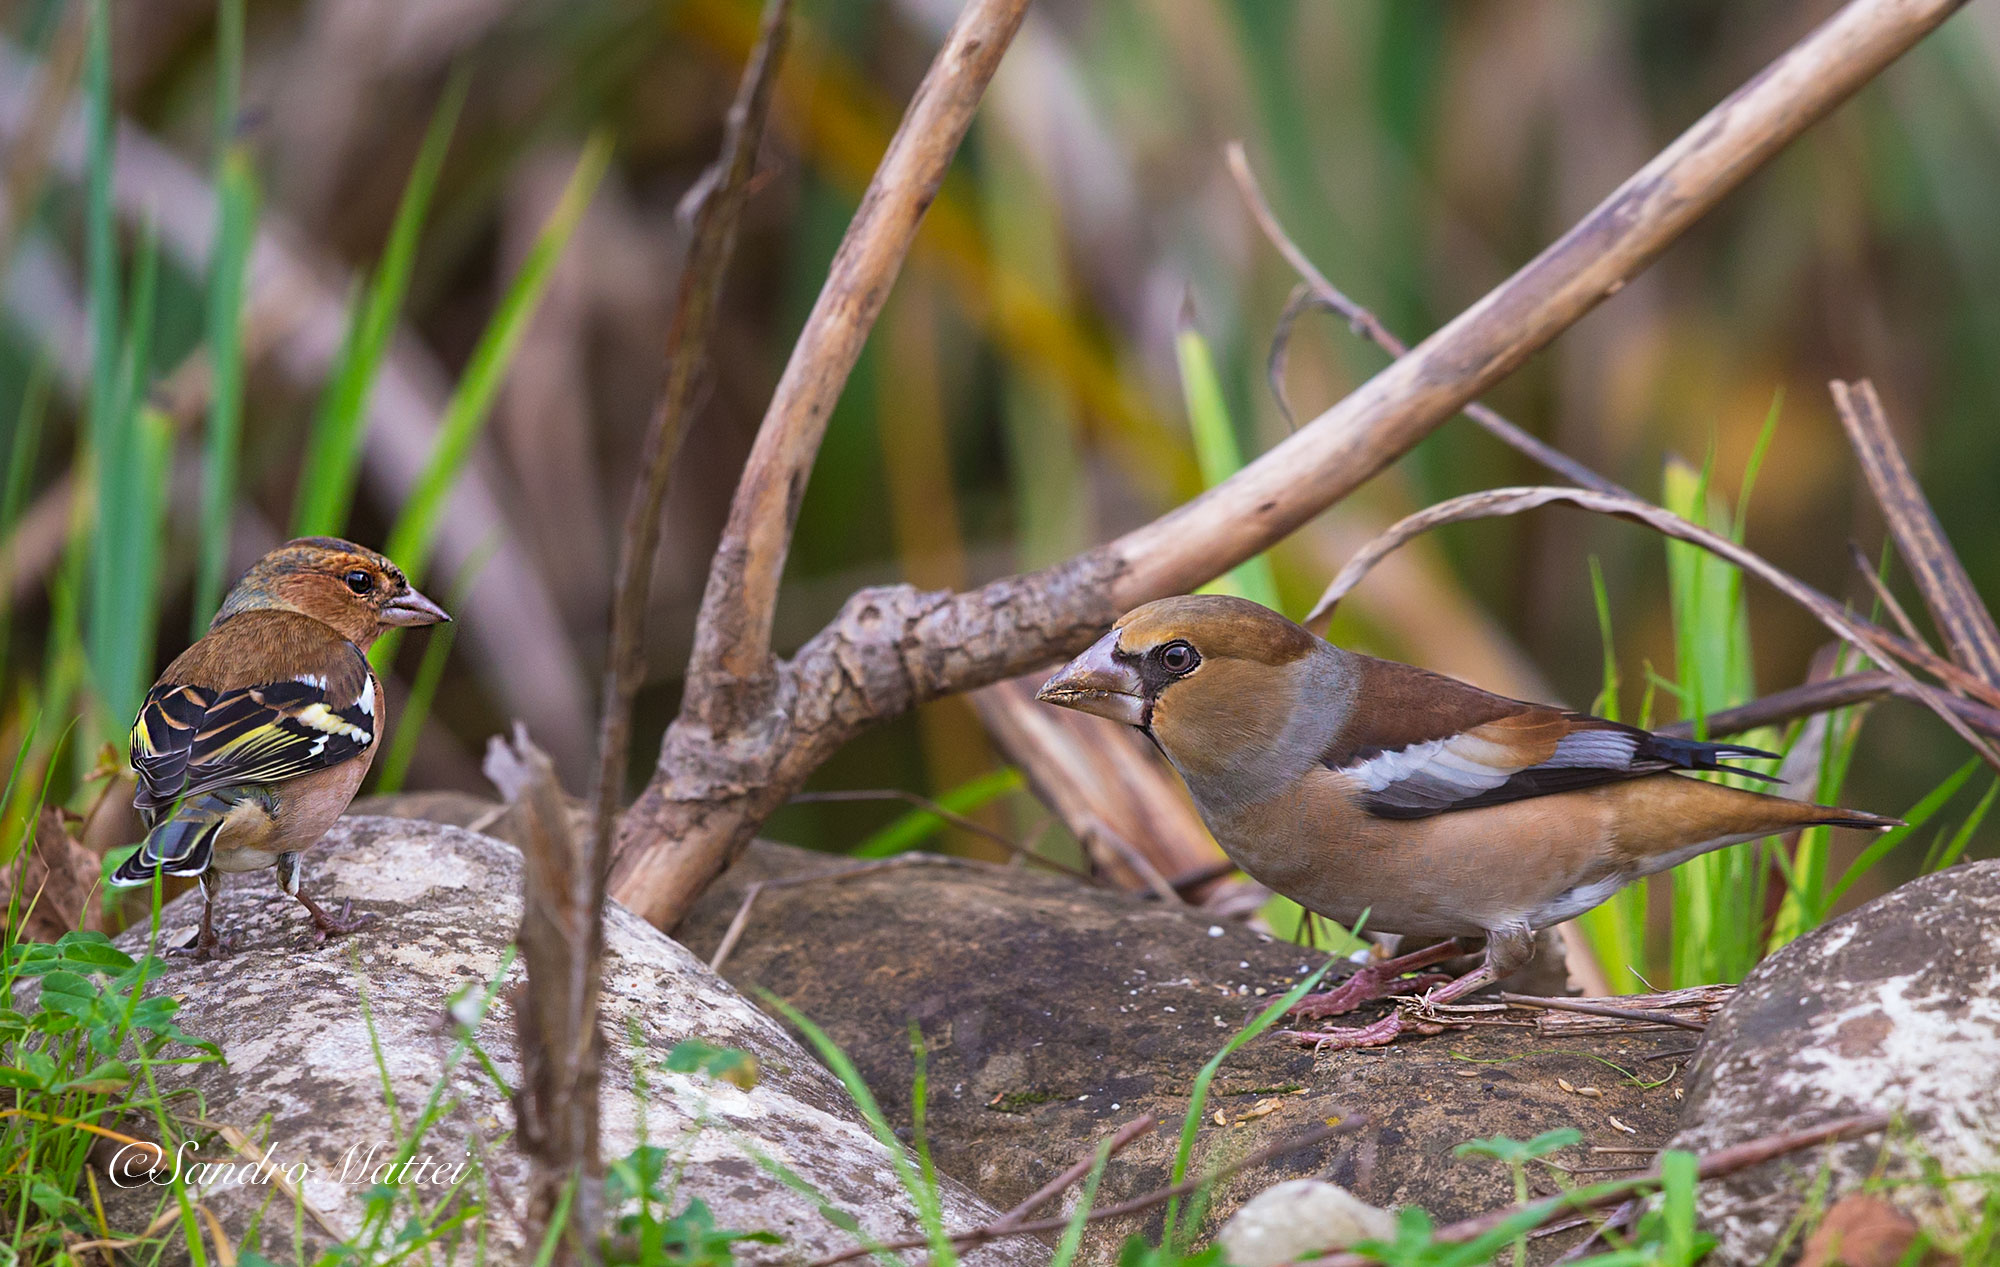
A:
[[1163, 958, 1334, 1248], [192, 146, 260, 633], [292, 69, 469, 538], [1175, 315, 1281, 611], [87, 227, 167, 735], [852, 767, 1024, 858], [0, 360, 51, 686], [1047, 1140, 1112, 1267], [1828, 757, 1978, 907], [377, 131, 611, 619], [1929, 777, 1996, 874], [762, 992, 954, 1265]]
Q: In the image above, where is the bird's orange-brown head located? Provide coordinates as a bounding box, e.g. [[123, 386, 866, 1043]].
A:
[[212, 538, 450, 647], [1037, 595, 1333, 787]]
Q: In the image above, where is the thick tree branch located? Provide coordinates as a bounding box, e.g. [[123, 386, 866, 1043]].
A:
[[611, 0, 1969, 931], [681, 0, 1034, 733]]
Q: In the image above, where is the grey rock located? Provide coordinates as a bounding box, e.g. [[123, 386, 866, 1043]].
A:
[[680, 840, 1697, 1261], [1670, 859, 2000, 1263], [1218, 1179, 1398, 1267], [106, 817, 1033, 1265]]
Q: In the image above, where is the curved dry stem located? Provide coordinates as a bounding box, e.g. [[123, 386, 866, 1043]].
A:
[[1307, 486, 2000, 770]]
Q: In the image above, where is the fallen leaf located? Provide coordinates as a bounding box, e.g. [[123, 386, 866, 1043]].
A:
[[1798, 1194, 1940, 1267]]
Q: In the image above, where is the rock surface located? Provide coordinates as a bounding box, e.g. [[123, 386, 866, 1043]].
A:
[[1670, 859, 2000, 1264], [680, 841, 1698, 1259], [1218, 1179, 1398, 1267], [107, 818, 1034, 1265]]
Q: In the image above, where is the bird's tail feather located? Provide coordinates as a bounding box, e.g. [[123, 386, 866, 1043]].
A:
[[108, 789, 254, 887], [1803, 806, 1904, 832]]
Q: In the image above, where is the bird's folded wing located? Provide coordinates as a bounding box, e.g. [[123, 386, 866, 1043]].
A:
[[132, 642, 375, 811], [1322, 657, 1775, 820]]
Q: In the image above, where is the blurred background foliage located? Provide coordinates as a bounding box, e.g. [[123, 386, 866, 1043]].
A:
[[2, 0, 1998, 985]]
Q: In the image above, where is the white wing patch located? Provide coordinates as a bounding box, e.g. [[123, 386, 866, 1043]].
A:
[[1346, 737, 1515, 797], [295, 702, 371, 744], [357, 676, 375, 718], [296, 673, 328, 691], [1541, 729, 1640, 768]]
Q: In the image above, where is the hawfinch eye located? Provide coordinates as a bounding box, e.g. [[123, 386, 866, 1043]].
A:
[[1159, 641, 1199, 675], [344, 570, 375, 596]]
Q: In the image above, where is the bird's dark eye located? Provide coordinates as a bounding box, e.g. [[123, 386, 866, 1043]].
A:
[[344, 570, 375, 595], [1159, 641, 1199, 675]]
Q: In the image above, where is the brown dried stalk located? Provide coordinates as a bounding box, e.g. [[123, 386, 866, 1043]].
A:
[[1657, 670, 2000, 743], [494, 727, 605, 1264], [611, 0, 1971, 930], [588, 0, 790, 915], [1306, 485, 2000, 772], [1832, 378, 2000, 684], [680, 0, 1036, 731]]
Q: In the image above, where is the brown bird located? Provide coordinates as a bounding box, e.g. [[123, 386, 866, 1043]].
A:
[[1037, 594, 1898, 1048], [109, 538, 449, 958]]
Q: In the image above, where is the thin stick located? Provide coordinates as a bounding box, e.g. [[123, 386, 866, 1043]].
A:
[[1850, 541, 1935, 659], [588, 0, 791, 896], [807, 1119, 1362, 1267], [1833, 379, 2000, 684], [1295, 1112, 1893, 1267], [990, 1115, 1156, 1231], [1225, 142, 1632, 500], [1655, 670, 2000, 742], [1306, 486, 2000, 773], [1499, 992, 1708, 1033]]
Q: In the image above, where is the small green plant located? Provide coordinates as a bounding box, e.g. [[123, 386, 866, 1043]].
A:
[[602, 1148, 780, 1266], [1453, 1129, 1581, 1266]]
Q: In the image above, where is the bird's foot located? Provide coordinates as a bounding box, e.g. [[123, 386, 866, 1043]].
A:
[[167, 929, 236, 961], [1288, 965, 1455, 1019], [308, 899, 378, 943], [1283, 1009, 1445, 1050]]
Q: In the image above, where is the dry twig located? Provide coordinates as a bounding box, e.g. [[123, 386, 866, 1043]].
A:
[[611, 0, 1971, 931], [989, 1115, 1156, 1231], [808, 1119, 1361, 1267], [1500, 989, 1724, 1033], [588, 0, 791, 905], [1307, 485, 2000, 772], [1833, 379, 2000, 684], [1297, 1112, 1893, 1267]]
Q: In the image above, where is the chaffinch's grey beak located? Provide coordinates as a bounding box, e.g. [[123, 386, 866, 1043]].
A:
[[381, 587, 451, 627], [1037, 628, 1146, 726]]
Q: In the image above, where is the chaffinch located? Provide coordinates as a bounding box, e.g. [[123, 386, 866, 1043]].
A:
[[109, 537, 449, 958], [1037, 594, 1899, 1048]]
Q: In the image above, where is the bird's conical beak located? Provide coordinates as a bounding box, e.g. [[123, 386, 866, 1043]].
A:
[[381, 587, 451, 627], [1036, 628, 1146, 726]]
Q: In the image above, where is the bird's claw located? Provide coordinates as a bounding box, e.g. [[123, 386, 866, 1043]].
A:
[[309, 900, 377, 943], [1289, 969, 1455, 1019]]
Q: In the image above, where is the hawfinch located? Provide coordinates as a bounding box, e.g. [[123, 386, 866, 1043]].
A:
[[1037, 595, 1897, 1048], [109, 538, 449, 958]]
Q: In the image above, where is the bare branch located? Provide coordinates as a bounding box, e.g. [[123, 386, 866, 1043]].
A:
[[1226, 142, 1632, 498], [588, 0, 790, 917], [612, 0, 1972, 931], [1832, 378, 2000, 683], [1655, 670, 2000, 742], [681, 0, 1034, 731]]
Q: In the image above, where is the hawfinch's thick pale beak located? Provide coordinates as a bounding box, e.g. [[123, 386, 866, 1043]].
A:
[[1037, 629, 1146, 726], [381, 587, 451, 627]]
